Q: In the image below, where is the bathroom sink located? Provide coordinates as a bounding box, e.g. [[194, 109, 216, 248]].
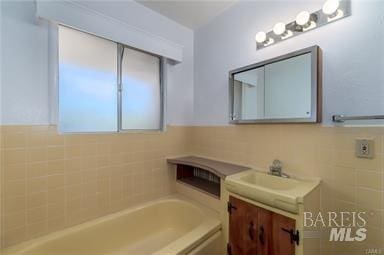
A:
[[240, 172, 300, 190], [225, 170, 320, 213]]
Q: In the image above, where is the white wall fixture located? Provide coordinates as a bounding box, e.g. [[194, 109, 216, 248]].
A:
[[255, 0, 351, 50]]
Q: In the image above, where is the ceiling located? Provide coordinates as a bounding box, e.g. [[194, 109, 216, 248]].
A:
[[135, 0, 237, 30]]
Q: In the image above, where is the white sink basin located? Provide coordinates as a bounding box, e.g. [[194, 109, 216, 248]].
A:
[[225, 170, 320, 213]]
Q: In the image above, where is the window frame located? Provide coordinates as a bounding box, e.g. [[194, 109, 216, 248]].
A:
[[55, 24, 166, 134]]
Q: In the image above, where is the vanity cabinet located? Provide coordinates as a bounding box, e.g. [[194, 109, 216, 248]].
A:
[[228, 196, 296, 255]]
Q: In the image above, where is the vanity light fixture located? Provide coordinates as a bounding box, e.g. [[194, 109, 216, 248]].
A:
[[273, 22, 293, 39], [255, 31, 274, 46], [322, 0, 344, 21], [255, 0, 351, 50], [273, 22, 286, 35], [295, 11, 310, 26], [255, 31, 266, 43], [295, 11, 317, 31]]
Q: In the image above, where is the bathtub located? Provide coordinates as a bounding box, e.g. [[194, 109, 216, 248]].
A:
[[2, 196, 221, 255]]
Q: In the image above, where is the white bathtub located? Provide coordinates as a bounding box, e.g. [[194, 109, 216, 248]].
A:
[[2, 196, 221, 255]]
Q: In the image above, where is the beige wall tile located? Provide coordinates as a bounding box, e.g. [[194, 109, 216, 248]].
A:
[[27, 148, 47, 163], [27, 132, 47, 148], [47, 147, 65, 161], [3, 196, 26, 214], [3, 149, 26, 165], [2, 124, 384, 251], [364, 226, 383, 247], [27, 221, 47, 239], [27, 192, 47, 209], [189, 125, 384, 255], [356, 187, 383, 209], [27, 162, 47, 178], [4, 180, 26, 197], [358, 208, 384, 229], [356, 170, 383, 190], [333, 166, 355, 185], [46, 132, 65, 146], [65, 158, 82, 172], [47, 160, 65, 175], [81, 144, 98, 157], [3, 211, 26, 232], [64, 135, 84, 146], [47, 202, 65, 218], [2, 132, 26, 148], [64, 146, 82, 159], [4, 164, 26, 181], [332, 183, 356, 203], [82, 156, 98, 170], [47, 188, 65, 205], [47, 216, 66, 233], [27, 177, 47, 194], [2, 227, 27, 247], [65, 172, 81, 186], [65, 184, 82, 200], [47, 175, 65, 190], [27, 206, 47, 224]]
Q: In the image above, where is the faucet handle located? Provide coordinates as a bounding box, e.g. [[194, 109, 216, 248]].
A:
[[271, 159, 282, 169], [269, 160, 289, 178]]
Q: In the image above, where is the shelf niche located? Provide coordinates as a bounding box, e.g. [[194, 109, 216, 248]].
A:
[[176, 164, 221, 199]]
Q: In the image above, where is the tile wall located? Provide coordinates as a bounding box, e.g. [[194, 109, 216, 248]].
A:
[[189, 125, 384, 255], [1, 124, 383, 255], [0, 125, 191, 247]]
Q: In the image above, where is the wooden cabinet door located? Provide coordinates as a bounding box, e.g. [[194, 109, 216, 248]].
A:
[[229, 196, 258, 255], [228, 196, 296, 255], [256, 207, 272, 255], [271, 213, 296, 255]]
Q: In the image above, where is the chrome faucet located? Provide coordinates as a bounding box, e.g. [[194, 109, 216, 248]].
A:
[[269, 159, 290, 178]]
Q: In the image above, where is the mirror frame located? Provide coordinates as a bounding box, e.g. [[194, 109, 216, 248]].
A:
[[229, 45, 322, 124]]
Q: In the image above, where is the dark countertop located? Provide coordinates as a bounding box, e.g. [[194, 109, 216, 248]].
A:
[[167, 155, 251, 179]]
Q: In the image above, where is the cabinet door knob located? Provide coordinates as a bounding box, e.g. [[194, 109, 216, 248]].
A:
[[248, 221, 254, 240], [259, 225, 265, 245]]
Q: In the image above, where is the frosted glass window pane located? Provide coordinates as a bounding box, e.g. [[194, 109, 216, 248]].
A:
[[58, 26, 117, 132], [121, 47, 161, 130]]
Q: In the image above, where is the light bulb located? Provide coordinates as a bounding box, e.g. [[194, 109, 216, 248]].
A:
[[273, 22, 286, 36], [322, 0, 340, 15], [255, 31, 267, 43], [296, 11, 310, 26]]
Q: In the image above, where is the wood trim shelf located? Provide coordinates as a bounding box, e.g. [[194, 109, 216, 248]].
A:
[[168, 156, 250, 179]]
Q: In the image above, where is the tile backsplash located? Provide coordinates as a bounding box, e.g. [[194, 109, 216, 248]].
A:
[[1, 124, 383, 253], [0, 125, 191, 247], [189, 125, 384, 254]]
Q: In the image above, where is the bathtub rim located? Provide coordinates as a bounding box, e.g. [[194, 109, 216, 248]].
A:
[[1, 194, 221, 255]]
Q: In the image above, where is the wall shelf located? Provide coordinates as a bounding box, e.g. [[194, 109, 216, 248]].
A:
[[168, 156, 250, 179], [168, 156, 251, 199]]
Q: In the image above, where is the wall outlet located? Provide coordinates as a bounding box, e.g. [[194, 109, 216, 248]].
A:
[[355, 139, 374, 158]]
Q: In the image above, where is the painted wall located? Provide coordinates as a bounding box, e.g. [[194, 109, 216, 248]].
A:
[[1, 0, 194, 126], [2, 0, 384, 126], [0, 0, 2, 127], [194, 1, 384, 126], [1, 1, 49, 125]]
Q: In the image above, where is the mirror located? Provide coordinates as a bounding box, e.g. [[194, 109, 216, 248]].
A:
[[230, 46, 321, 123]]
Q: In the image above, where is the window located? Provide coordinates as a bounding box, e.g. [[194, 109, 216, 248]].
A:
[[121, 47, 161, 130], [58, 25, 163, 133]]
